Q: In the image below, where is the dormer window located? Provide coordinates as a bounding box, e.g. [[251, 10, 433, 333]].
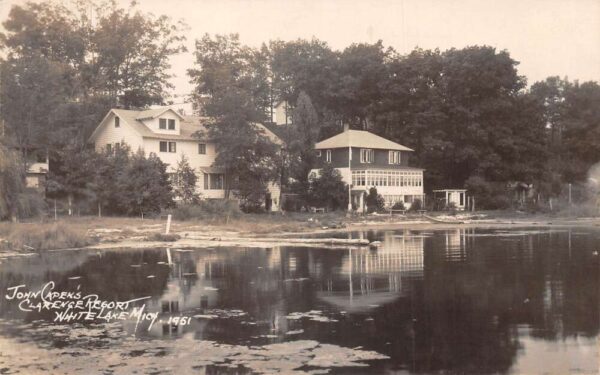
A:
[[159, 118, 167, 129], [168, 119, 176, 130], [114, 116, 120, 128]]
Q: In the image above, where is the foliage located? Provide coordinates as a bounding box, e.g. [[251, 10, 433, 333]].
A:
[[282, 91, 320, 195], [16, 189, 48, 219], [410, 198, 422, 211], [47, 146, 174, 216], [0, 141, 25, 221], [0, 0, 187, 150], [117, 151, 174, 216], [392, 201, 406, 210], [531, 77, 600, 183], [307, 163, 348, 210], [189, 33, 280, 203], [366, 187, 385, 213], [464, 176, 511, 210], [173, 155, 199, 204]]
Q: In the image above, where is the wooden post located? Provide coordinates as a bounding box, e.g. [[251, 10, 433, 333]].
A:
[[54, 199, 57, 221], [165, 214, 172, 234]]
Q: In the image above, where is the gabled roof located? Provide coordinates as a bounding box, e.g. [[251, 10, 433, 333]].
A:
[[135, 107, 185, 121], [88, 107, 282, 144], [315, 129, 413, 151]]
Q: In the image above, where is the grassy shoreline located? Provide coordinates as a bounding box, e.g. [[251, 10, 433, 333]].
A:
[[1, 211, 598, 255]]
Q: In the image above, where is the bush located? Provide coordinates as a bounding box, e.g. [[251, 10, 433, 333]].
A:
[[465, 175, 511, 210], [306, 164, 348, 211], [366, 187, 385, 213], [410, 198, 422, 211], [170, 199, 241, 221], [392, 201, 406, 210]]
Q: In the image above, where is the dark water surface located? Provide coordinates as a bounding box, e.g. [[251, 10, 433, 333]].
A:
[[0, 227, 598, 374]]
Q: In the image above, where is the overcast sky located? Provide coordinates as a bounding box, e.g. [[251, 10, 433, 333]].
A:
[[1, 0, 599, 102]]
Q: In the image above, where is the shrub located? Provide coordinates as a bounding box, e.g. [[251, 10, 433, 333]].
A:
[[392, 201, 406, 210], [366, 187, 385, 213], [306, 164, 348, 210], [410, 198, 422, 211], [465, 175, 511, 210]]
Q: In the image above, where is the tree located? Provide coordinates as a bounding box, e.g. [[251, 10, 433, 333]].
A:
[[531, 77, 600, 185], [0, 140, 25, 221], [0, 0, 187, 151], [91, 3, 187, 108], [88, 144, 131, 216], [117, 151, 174, 216], [173, 155, 199, 204], [189, 34, 280, 204], [282, 91, 320, 192], [46, 143, 98, 216], [329, 41, 391, 127], [307, 163, 348, 211], [268, 38, 338, 116]]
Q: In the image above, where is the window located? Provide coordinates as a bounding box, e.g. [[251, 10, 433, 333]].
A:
[[326, 150, 332, 163], [204, 173, 224, 190], [159, 118, 167, 129], [211, 174, 224, 190], [106, 144, 112, 153], [115, 142, 121, 151], [168, 119, 176, 130], [360, 149, 374, 163], [316, 150, 322, 157], [159, 141, 176, 153], [388, 151, 401, 164], [114, 116, 120, 128], [198, 143, 206, 154]]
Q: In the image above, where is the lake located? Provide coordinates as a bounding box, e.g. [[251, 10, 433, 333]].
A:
[[0, 227, 598, 374]]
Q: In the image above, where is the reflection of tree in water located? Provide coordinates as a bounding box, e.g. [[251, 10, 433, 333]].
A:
[[58, 249, 170, 302]]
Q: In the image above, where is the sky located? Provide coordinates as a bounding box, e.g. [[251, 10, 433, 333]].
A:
[[1, 0, 599, 102]]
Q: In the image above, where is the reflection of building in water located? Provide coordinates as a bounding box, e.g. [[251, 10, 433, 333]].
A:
[[542, 277, 565, 335], [444, 229, 467, 262], [317, 231, 425, 312], [135, 249, 223, 337]]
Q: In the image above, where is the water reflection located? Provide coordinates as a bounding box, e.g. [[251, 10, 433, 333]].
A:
[[0, 228, 598, 374]]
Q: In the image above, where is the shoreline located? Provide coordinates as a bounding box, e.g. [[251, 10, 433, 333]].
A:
[[1, 214, 599, 259]]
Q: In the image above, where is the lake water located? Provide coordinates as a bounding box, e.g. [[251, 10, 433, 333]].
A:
[[0, 227, 598, 374]]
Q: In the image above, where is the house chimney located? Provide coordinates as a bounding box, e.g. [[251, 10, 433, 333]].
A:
[[343, 123, 350, 132]]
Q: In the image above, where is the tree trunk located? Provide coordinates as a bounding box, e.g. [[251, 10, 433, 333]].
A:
[[68, 194, 73, 216], [98, 202, 102, 218]]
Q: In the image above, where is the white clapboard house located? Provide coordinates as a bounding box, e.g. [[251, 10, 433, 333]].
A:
[[88, 107, 282, 211]]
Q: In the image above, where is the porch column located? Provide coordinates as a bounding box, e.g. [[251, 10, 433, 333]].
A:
[[347, 146, 352, 211]]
